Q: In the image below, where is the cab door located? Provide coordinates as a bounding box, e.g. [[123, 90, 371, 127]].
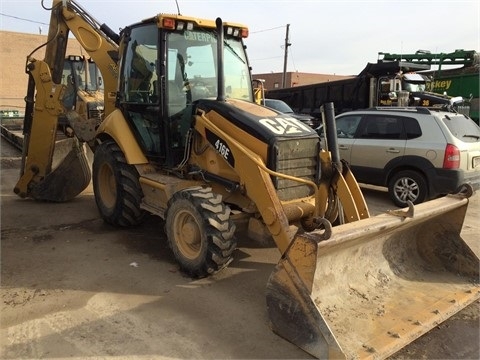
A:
[[349, 114, 406, 184]]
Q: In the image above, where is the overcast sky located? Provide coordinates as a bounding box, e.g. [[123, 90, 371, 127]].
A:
[[1, 0, 479, 75]]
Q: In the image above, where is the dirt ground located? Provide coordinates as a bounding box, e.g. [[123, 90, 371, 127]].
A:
[[1, 138, 479, 360]]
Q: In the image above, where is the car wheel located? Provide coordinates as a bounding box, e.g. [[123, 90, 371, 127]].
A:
[[388, 170, 428, 207]]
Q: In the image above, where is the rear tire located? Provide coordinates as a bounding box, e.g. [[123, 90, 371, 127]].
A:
[[165, 187, 236, 278], [92, 140, 145, 226], [388, 170, 428, 207]]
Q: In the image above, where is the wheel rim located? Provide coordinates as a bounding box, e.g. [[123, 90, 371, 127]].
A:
[[98, 162, 116, 208], [394, 177, 419, 203], [173, 210, 202, 260]]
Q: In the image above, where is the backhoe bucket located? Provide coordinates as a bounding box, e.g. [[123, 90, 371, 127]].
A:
[[266, 194, 479, 359], [29, 138, 91, 202]]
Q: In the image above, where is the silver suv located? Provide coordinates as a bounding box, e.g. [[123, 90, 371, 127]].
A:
[[323, 107, 480, 207]]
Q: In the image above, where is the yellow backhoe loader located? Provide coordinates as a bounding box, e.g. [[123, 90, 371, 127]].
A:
[[14, 1, 479, 358], [58, 54, 104, 138]]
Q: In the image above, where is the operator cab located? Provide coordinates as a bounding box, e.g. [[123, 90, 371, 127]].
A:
[[116, 15, 252, 167]]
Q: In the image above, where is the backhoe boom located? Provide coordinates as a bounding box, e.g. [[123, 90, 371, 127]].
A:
[[14, 0, 119, 201]]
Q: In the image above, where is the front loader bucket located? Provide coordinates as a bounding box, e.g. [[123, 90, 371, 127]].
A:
[[29, 138, 91, 202], [266, 194, 479, 359]]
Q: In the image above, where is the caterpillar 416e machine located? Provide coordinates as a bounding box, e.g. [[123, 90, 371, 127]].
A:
[[15, 1, 479, 358]]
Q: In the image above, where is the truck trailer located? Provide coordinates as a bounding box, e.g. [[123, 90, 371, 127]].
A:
[[266, 60, 466, 122]]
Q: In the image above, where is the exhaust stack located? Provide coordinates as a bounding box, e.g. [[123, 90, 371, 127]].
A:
[[216, 17, 225, 102]]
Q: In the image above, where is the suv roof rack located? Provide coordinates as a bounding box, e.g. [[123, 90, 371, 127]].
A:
[[369, 107, 432, 114], [369, 106, 460, 115]]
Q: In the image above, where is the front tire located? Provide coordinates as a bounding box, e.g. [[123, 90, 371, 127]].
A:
[[388, 170, 428, 207], [92, 140, 145, 226], [165, 187, 236, 278]]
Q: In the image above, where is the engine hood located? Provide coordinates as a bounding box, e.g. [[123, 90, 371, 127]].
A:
[[195, 98, 317, 144]]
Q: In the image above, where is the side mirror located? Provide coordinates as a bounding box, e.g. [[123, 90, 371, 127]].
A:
[[316, 125, 324, 137]]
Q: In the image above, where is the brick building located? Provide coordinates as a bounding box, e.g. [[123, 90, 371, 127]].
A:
[[0, 30, 84, 113]]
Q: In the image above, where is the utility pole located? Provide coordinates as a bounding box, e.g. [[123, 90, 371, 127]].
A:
[[281, 24, 291, 89]]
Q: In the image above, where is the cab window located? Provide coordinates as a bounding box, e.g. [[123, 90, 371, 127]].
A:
[[122, 25, 158, 104]]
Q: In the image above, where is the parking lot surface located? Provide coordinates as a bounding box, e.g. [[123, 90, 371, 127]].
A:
[[1, 139, 479, 359]]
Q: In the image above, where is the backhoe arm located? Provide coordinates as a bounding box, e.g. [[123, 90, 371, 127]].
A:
[[14, 0, 119, 201], [42, 0, 119, 113]]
